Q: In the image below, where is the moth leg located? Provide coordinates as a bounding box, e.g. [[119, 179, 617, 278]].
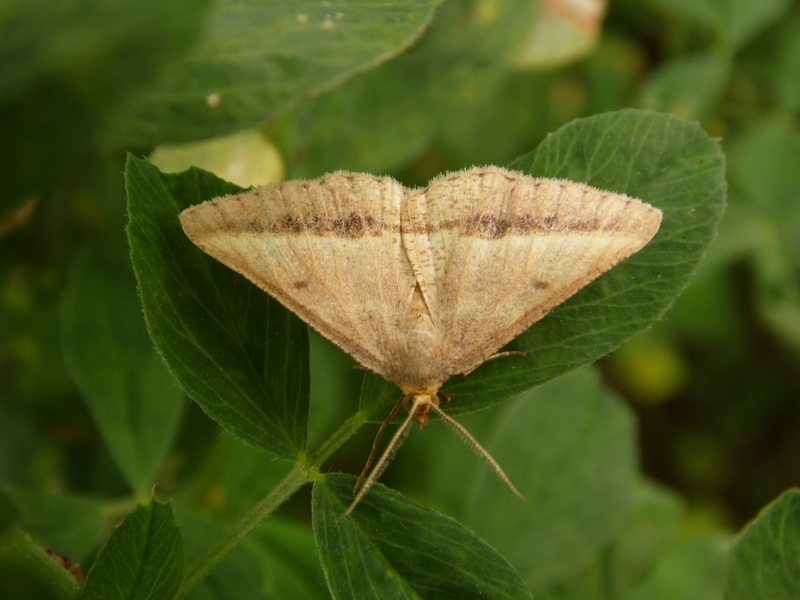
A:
[[352, 397, 405, 494], [456, 350, 527, 377], [346, 398, 422, 515]]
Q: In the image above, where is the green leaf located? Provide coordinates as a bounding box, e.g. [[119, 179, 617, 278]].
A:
[[215, 438, 295, 519], [61, 246, 185, 492], [464, 367, 637, 592], [644, 0, 792, 49], [726, 118, 800, 355], [313, 473, 531, 599], [358, 372, 400, 421], [104, 0, 443, 147], [728, 118, 800, 261], [613, 481, 687, 591], [539, 481, 688, 599], [0, 489, 19, 536], [637, 54, 731, 121], [773, 14, 800, 112], [80, 500, 183, 600], [174, 506, 264, 600], [632, 536, 728, 600], [125, 155, 309, 460], [0, 0, 210, 207], [434, 109, 726, 417], [725, 488, 800, 599], [250, 518, 329, 600], [0, 524, 82, 600], [1, 487, 106, 564], [275, 0, 538, 176]]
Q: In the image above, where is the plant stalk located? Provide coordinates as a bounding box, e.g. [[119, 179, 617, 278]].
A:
[[177, 411, 366, 597]]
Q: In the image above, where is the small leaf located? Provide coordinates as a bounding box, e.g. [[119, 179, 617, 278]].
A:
[[725, 488, 800, 599], [62, 246, 184, 491], [80, 500, 183, 600], [644, 0, 792, 48], [632, 535, 728, 600], [125, 156, 309, 460], [465, 367, 637, 592], [443, 109, 727, 415], [313, 473, 531, 600], [104, 0, 443, 147], [773, 15, 800, 112], [0, 523, 82, 599], [2, 487, 107, 564], [637, 54, 731, 120], [728, 118, 800, 261]]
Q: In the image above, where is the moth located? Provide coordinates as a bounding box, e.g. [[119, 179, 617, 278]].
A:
[[179, 166, 662, 514]]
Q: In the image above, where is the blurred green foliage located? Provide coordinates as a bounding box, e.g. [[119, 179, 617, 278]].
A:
[[2, 0, 800, 598]]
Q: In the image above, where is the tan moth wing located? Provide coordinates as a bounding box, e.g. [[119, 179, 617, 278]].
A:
[[402, 167, 663, 380], [179, 173, 427, 383], [181, 167, 662, 393]]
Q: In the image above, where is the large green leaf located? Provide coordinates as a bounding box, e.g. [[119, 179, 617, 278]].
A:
[[80, 500, 183, 600], [464, 367, 637, 592], [725, 488, 800, 599], [62, 246, 185, 492], [397, 109, 726, 418], [313, 473, 531, 599], [539, 480, 689, 599], [125, 156, 310, 460], [104, 0, 443, 147], [612, 481, 687, 592], [275, 0, 538, 176]]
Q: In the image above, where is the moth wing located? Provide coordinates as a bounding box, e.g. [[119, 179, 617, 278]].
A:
[[402, 167, 663, 379], [180, 173, 419, 380]]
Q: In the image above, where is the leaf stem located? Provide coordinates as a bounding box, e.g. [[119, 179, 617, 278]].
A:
[[0, 526, 82, 599], [177, 411, 367, 596], [307, 411, 368, 467], [178, 464, 307, 597]]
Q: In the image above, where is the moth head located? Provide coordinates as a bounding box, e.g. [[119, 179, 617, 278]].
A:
[[400, 389, 450, 428]]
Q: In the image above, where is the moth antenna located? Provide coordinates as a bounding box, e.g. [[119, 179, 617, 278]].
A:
[[428, 403, 525, 500], [345, 398, 422, 516], [353, 397, 405, 494]]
